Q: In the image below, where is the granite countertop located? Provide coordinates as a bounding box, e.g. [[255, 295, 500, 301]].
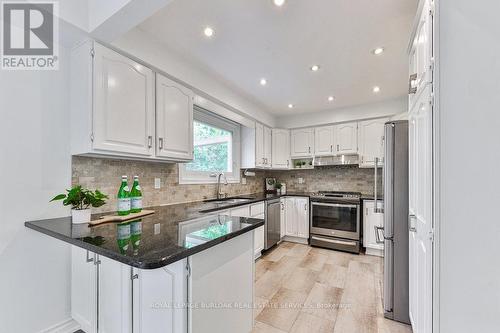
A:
[[25, 203, 264, 269]]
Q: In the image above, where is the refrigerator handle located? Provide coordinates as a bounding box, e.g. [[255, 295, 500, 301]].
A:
[[374, 158, 384, 213]]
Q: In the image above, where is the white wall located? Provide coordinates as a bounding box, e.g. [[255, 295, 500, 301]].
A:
[[437, 1, 500, 332], [0, 32, 73, 333], [112, 28, 276, 127], [276, 97, 406, 128]]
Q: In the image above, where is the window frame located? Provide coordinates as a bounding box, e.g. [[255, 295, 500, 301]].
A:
[[179, 107, 241, 184]]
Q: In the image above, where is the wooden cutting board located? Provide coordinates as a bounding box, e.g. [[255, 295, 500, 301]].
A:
[[89, 210, 155, 226]]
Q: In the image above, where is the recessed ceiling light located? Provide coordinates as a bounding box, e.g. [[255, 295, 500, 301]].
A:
[[328, 96, 335, 102], [273, 0, 286, 6], [372, 47, 385, 55], [260, 78, 267, 86], [204, 26, 214, 37], [373, 86, 381, 93], [288, 104, 294, 108], [310, 65, 320, 72]]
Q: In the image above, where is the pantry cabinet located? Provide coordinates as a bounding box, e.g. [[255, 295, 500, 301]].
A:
[[242, 122, 272, 169], [358, 118, 390, 168], [283, 197, 309, 242], [272, 129, 291, 169], [155, 73, 194, 161], [362, 200, 384, 257], [70, 40, 193, 163], [290, 128, 314, 158]]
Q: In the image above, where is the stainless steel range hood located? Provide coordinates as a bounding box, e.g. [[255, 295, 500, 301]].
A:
[[313, 155, 359, 166]]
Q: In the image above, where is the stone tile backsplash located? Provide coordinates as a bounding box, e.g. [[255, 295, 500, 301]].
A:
[[72, 156, 381, 213]]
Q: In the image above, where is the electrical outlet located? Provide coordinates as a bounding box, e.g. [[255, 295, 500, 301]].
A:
[[298, 177, 304, 184], [154, 223, 161, 235], [241, 177, 247, 185], [154, 178, 161, 189]]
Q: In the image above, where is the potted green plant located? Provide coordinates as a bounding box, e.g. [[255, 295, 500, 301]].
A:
[[51, 185, 108, 224], [275, 182, 282, 195]]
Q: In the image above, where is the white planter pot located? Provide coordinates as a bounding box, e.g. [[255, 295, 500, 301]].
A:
[[71, 209, 92, 224]]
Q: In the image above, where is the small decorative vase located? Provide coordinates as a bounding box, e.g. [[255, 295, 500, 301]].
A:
[[71, 209, 92, 224]]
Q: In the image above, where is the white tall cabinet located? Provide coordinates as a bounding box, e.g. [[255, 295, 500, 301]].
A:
[[272, 129, 290, 169], [358, 118, 390, 167], [408, 0, 434, 332], [156, 73, 194, 161]]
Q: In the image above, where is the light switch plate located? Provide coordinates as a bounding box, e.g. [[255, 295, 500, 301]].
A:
[[154, 178, 161, 189]]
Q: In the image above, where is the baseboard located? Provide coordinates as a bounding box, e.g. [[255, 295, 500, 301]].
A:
[[39, 318, 81, 333], [365, 247, 384, 257], [282, 236, 309, 245]]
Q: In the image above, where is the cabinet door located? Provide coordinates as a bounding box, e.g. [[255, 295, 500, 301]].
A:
[[98, 255, 132, 333], [284, 197, 297, 236], [156, 73, 194, 161], [358, 118, 389, 167], [255, 123, 265, 167], [290, 128, 314, 157], [264, 126, 272, 167], [272, 129, 290, 169], [93, 43, 155, 156], [132, 260, 187, 333], [280, 199, 286, 238], [334, 122, 358, 155], [254, 218, 265, 259], [71, 247, 97, 333], [229, 205, 250, 218], [363, 201, 384, 254], [295, 197, 309, 239], [314, 126, 335, 156]]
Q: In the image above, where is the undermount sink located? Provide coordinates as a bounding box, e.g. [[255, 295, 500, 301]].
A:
[[204, 197, 254, 204]]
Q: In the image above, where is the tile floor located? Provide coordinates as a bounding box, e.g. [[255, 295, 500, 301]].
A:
[[252, 242, 412, 333]]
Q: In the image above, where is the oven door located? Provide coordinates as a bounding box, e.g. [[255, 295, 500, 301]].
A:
[[310, 201, 360, 240]]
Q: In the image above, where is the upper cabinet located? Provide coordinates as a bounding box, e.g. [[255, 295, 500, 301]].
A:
[[241, 122, 272, 169], [358, 118, 389, 168], [91, 43, 155, 157], [272, 129, 290, 169], [334, 122, 358, 155], [70, 41, 193, 163], [290, 128, 314, 158], [156, 73, 194, 161], [314, 126, 335, 156]]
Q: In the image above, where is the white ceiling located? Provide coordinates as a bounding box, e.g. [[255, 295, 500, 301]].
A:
[[138, 0, 417, 115]]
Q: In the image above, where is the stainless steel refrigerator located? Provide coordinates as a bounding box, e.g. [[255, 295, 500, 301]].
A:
[[382, 120, 410, 324]]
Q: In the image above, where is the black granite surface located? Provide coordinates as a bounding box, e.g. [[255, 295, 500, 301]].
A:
[[25, 203, 264, 269]]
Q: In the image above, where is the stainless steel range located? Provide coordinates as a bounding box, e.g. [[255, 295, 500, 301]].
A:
[[309, 191, 361, 253]]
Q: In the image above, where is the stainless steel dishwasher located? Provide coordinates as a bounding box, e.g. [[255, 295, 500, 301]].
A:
[[265, 199, 281, 250]]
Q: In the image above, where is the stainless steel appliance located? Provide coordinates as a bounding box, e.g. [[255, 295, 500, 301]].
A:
[[264, 199, 281, 250], [380, 120, 410, 324], [309, 191, 361, 253]]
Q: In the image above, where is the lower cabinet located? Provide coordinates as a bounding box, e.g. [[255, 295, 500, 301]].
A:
[[229, 202, 265, 259], [283, 197, 309, 242], [363, 200, 384, 256], [71, 246, 187, 333]]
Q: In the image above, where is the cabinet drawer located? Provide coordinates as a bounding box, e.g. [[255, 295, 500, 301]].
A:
[[250, 202, 265, 217], [230, 205, 250, 218]]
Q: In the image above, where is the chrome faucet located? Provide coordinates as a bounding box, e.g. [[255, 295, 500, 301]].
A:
[[214, 172, 228, 200]]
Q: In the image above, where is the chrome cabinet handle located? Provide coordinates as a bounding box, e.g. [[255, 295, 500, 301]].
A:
[[374, 226, 384, 244], [159, 137, 164, 150], [148, 135, 152, 148], [409, 73, 418, 94], [86, 250, 94, 263], [286, 160, 289, 167], [304, 203, 307, 211], [409, 214, 417, 232], [308, 147, 311, 153], [337, 144, 340, 152], [330, 145, 333, 152]]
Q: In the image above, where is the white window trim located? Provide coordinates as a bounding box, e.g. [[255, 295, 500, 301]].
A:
[[179, 107, 241, 185]]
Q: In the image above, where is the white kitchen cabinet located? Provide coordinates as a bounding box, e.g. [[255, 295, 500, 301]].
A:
[[230, 202, 265, 259], [283, 197, 309, 242], [334, 122, 358, 155], [363, 200, 384, 257], [241, 122, 272, 169], [71, 247, 97, 333], [156, 73, 194, 161], [290, 128, 314, 157], [132, 260, 187, 333], [358, 118, 390, 168], [229, 205, 250, 218], [272, 128, 291, 169], [280, 198, 286, 239], [314, 126, 335, 156]]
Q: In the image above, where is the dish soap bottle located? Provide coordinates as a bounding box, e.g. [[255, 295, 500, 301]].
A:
[[117, 175, 131, 216], [130, 175, 143, 213]]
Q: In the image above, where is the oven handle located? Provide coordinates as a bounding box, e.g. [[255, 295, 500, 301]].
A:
[[311, 236, 358, 247], [311, 202, 359, 209]]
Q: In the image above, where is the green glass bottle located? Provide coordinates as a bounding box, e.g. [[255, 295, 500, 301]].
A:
[[130, 175, 143, 213], [117, 175, 131, 216], [130, 220, 142, 255], [116, 222, 131, 254]]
